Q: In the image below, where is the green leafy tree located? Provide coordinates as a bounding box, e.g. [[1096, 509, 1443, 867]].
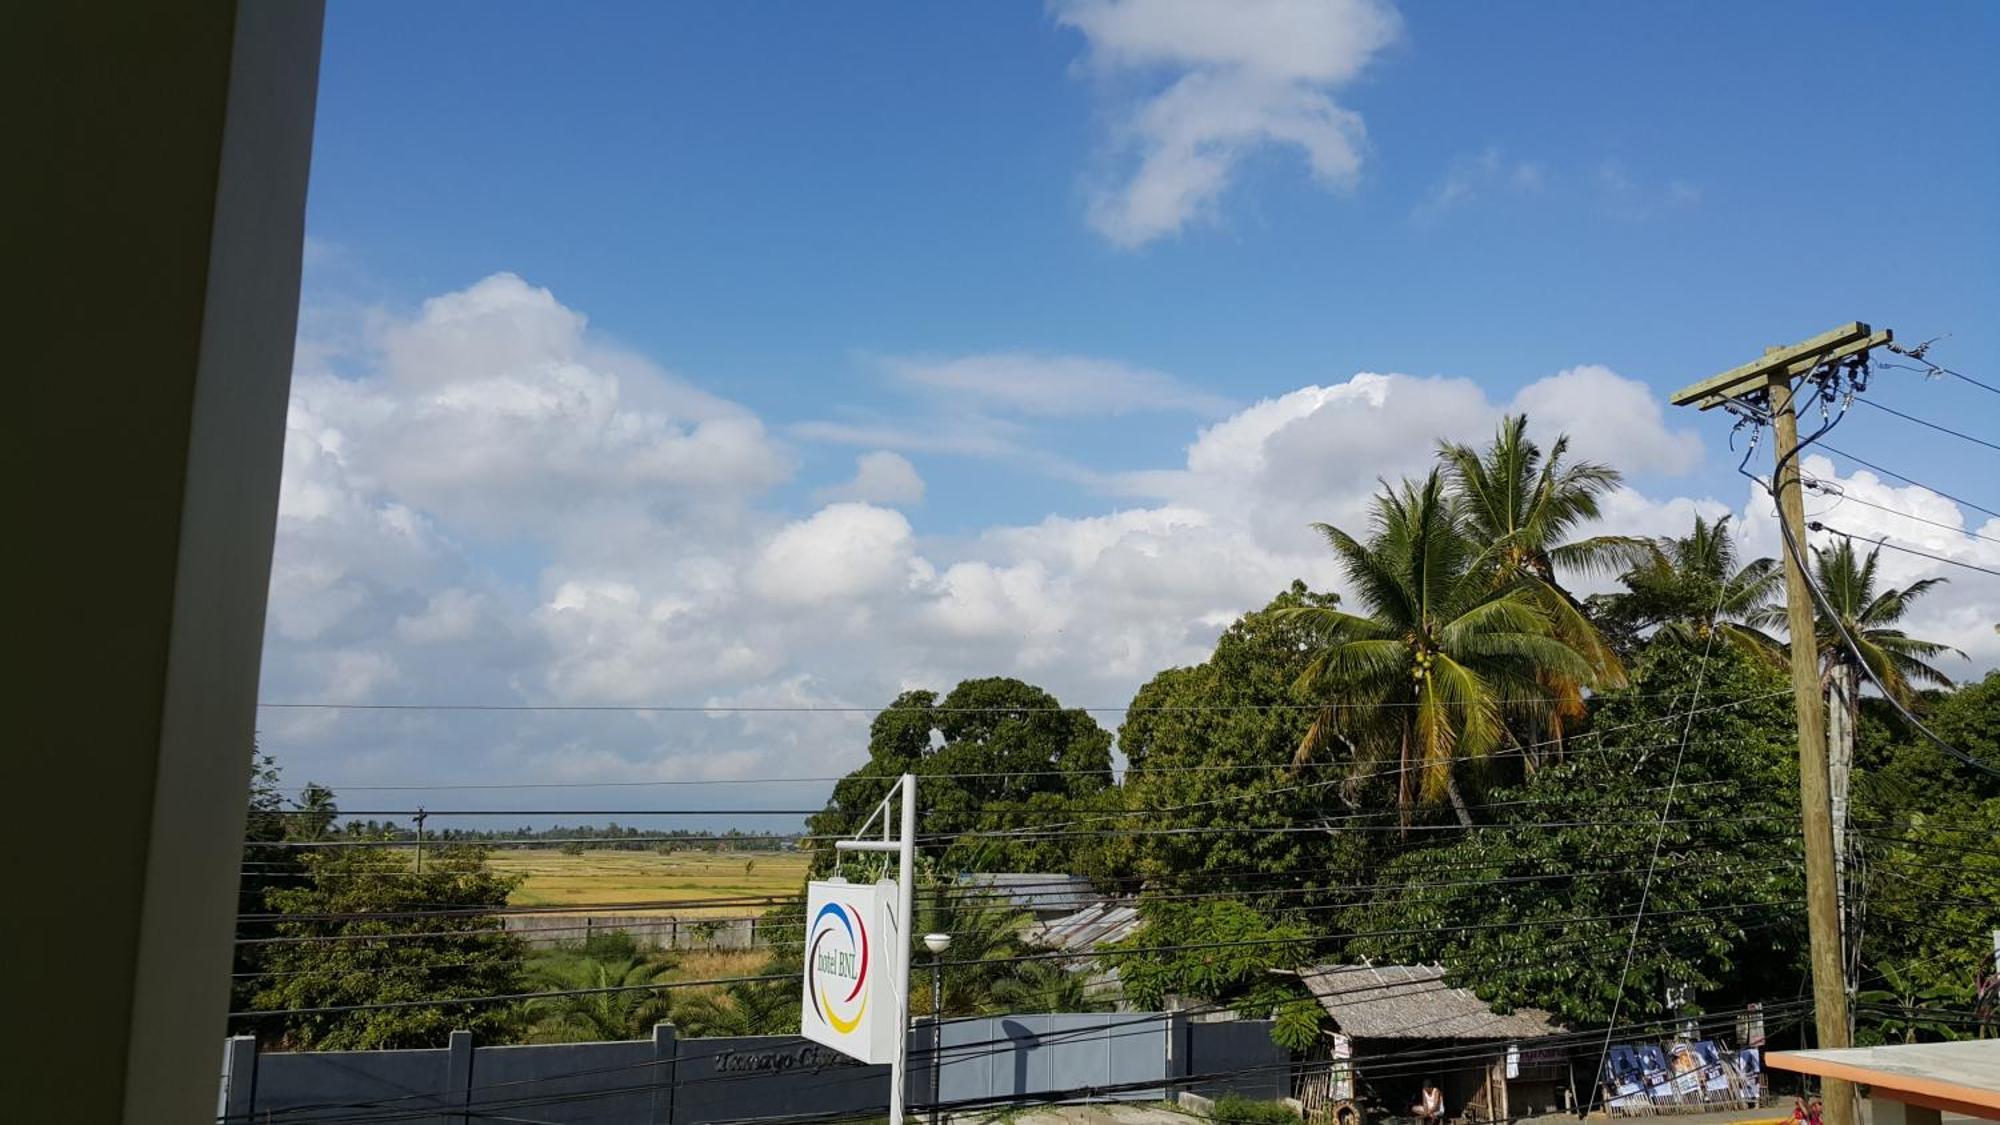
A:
[[914, 863, 1045, 1017], [808, 678, 1114, 872], [1855, 962, 1967, 1045], [1109, 900, 1322, 1051], [1778, 538, 1960, 702], [233, 748, 304, 1039], [294, 783, 339, 841], [1852, 797, 2000, 1041], [247, 844, 527, 1049], [1337, 644, 1806, 1027], [1117, 582, 1386, 911], [1285, 471, 1592, 824], [986, 960, 1112, 1014]]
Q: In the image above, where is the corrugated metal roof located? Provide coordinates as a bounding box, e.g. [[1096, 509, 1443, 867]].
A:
[[1299, 962, 1562, 1040], [1027, 902, 1142, 952], [957, 873, 1100, 914]]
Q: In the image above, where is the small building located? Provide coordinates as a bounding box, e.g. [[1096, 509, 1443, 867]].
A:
[[1299, 962, 1569, 1123]]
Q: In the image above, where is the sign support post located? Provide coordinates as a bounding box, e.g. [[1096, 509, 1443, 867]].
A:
[[830, 773, 918, 1125]]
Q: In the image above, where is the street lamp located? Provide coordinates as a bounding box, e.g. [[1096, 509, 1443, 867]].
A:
[[923, 932, 952, 1125]]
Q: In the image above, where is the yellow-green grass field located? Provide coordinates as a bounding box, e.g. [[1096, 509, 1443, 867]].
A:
[[489, 848, 809, 917]]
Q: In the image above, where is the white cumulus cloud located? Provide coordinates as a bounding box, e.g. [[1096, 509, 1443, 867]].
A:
[[752, 503, 919, 606], [1054, 0, 1402, 247], [815, 451, 927, 506]]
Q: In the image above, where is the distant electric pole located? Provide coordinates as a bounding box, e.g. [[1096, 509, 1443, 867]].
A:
[[414, 806, 428, 873], [1670, 322, 1893, 1125]]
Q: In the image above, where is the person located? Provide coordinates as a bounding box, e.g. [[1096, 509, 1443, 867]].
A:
[[1412, 1079, 1445, 1124]]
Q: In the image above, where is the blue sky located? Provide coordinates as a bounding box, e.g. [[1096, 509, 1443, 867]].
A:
[[268, 1, 2000, 804]]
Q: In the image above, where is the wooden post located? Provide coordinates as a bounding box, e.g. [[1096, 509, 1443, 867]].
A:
[[1766, 372, 1856, 1125], [1670, 326, 1882, 1125]]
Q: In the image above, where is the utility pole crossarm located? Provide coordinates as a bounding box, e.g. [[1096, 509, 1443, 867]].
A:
[[1668, 323, 1887, 409]]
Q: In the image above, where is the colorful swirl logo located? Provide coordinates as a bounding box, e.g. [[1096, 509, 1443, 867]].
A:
[[807, 902, 870, 1034]]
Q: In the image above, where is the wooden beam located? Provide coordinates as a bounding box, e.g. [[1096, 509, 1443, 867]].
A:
[[1668, 322, 1872, 408], [1692, 329, 1894, 409]]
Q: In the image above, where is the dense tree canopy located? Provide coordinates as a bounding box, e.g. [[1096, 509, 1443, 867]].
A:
[[1116, 581, 1386, 911], [807, 676, 1114, 872], [246, 845, 527, 1049], [1335, 644, 1806, 1026]]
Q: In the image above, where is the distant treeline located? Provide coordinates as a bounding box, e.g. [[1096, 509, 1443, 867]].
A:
[[334, 820, 798, 851]]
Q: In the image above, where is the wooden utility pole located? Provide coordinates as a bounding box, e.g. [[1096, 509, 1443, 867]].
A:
[[1670, 322, 1891, 1125]]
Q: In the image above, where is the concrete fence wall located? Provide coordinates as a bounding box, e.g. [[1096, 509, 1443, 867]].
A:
[[500, 914, 760, 951], [218, 1014, 1289, 1123]]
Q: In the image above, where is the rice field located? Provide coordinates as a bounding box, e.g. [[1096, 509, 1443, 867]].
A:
[[488, 848, 809, 917]]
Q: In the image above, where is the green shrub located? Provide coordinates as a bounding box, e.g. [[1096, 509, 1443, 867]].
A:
[[1209, 1093, 1298, 1125]]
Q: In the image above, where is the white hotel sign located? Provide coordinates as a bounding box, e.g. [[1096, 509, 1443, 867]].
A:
[[800, 879, 902, 1065]]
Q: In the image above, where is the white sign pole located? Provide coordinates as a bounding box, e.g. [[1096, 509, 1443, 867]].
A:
[[891, 774, 916, 1125], [829, 773, 917, 1125]]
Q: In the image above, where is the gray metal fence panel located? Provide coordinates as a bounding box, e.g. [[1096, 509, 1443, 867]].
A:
[[1106, 1013, 1169, 1101], [1185, 1020, 1289, 1101], [471, 1039, 658, 1124], [930, 1013, 1171, 1107], [252, 1047, 452, 1122]]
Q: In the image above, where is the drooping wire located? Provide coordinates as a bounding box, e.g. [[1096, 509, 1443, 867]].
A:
[[1852, 397, 2000, 454], [1806, 521, 2000, 579], [1802, 477, 2000, 546], [1587, 563, 1733, 1115], [1725, 379, 2000, 783]]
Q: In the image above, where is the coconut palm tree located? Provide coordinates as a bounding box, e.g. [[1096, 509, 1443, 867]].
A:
[[987, 960, 1112, 1014], [291, 783, 339, 841], [1753, 538, 1960, 880], [1438, 415, 1647, 761], [522, 947, 679, 1043], [912, 867, 1037, 1017], [1772, 537, 1960, 704], [670, 977, 799, 1037], [1595, 515, 1783, 657], [1283, 471, 1593, 825]]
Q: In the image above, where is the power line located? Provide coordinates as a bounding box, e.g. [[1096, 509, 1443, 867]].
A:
[[295, 690, 1791, 792], [233, 894, 1803, 997], [1803, 477, 2000, 546], [1763, 458, 2000, 783], [271, 808, 822, 818], [1808, 520, 2000, 578], [241, 998, 1813, 1125], [1882, 340, 2000, 397], [1590, 571, 1729, 1117], [1817, 442, 2000, 521], [253, 687, 1787, 717], [1853, 397, 2000, 453], [915, 810, 1796, 845]]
